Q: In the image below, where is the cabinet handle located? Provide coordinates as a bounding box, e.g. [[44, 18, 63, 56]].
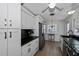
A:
[[10, 32, 12, 38], [9, 19, 12, 27], [5, 19, 7, 22], [4, 24, 7, 26], [4, 32, 7, 39], [10, 24, 12, 26], [4, 19, 7, 26], [28, 48, 31, 53]]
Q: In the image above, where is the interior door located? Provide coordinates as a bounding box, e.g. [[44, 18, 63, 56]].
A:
[[8, 3, 21, 29], [0, 29, 7, 56], [0, 4, 7, 28], [8, 29, 21, 56]]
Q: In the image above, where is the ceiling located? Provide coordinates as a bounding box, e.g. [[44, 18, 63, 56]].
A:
[[22, 3, 79, 22]]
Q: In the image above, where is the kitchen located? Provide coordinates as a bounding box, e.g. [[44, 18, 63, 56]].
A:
[[0, 3, 79, 56]]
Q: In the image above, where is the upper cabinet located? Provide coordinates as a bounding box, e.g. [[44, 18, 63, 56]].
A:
[[70, 8, 79, 30], [75, 8, 79, 28], [21, 7, 34, 29], [0, 4, 8, 28], [7, 4, 21, 29], [21, 6, 44, 29], [32, 17, 39, 29], [0, 3, 21, 29]]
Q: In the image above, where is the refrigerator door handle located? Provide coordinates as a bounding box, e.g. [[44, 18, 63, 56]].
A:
[[10, 32, 12, 38]]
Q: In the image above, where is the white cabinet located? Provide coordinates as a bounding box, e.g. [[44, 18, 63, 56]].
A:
[[7, 4, 21, 29], [21, 7, 34, 29], [22, 38, 39, 56], [75, 10, 79, 28], [33, 17, 39, 36], [0, 35, 1, 56], [7, 29, 21, 56], [33, 17, 39, 29], [0, 29, 7, 56], [0, 4, 7, 28], [0, 29, 21, 56], [22, 42, 33, 56], [32, 38, 39, 55], [70, 8, 79, 30], [0, 3, 21, 56], [0, 3, 21, 29]]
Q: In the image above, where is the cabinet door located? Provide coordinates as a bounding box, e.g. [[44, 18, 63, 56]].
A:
[[22, 42, 33, 56], [8, 29, 21, 56], [8, 3, 21, 29], [0, 32, 1, 56], [0, 29, 7, 56], [21, 9, 34, 29], [0, 4, 7, 28], [32, 38, 39, 55]]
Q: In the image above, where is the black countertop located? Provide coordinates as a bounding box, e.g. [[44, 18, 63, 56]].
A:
[[61, 35, 79, 41], [21, 36, 39, 46]]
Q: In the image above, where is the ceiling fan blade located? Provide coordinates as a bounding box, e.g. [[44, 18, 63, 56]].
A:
[[55, 6, 63, 11], [42, 7, 49, 13]]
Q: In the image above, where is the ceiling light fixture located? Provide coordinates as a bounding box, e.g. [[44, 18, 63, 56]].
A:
[[68, 10, 75, 14], [48, 3, 56, 8]]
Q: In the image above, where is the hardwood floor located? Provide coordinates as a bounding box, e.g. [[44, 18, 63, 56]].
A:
[[35, 41, 62, 56]]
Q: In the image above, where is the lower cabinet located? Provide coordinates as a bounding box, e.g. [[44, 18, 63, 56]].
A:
[[32, 38, 39, 55], [22, 38, 39, 56], [22, 42, 32, 56], [0, 29, 7, 56], [7, 29, 21, 56], [0, 29, 21, 56]]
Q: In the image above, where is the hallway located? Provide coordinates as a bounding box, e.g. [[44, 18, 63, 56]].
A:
[[35, 41, 62, 56]]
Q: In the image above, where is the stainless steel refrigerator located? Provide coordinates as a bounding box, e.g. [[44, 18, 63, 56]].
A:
[[39, 22, 45, 50]]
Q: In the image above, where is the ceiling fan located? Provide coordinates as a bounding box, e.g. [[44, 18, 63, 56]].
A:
[[42, 3, 63, 13]]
